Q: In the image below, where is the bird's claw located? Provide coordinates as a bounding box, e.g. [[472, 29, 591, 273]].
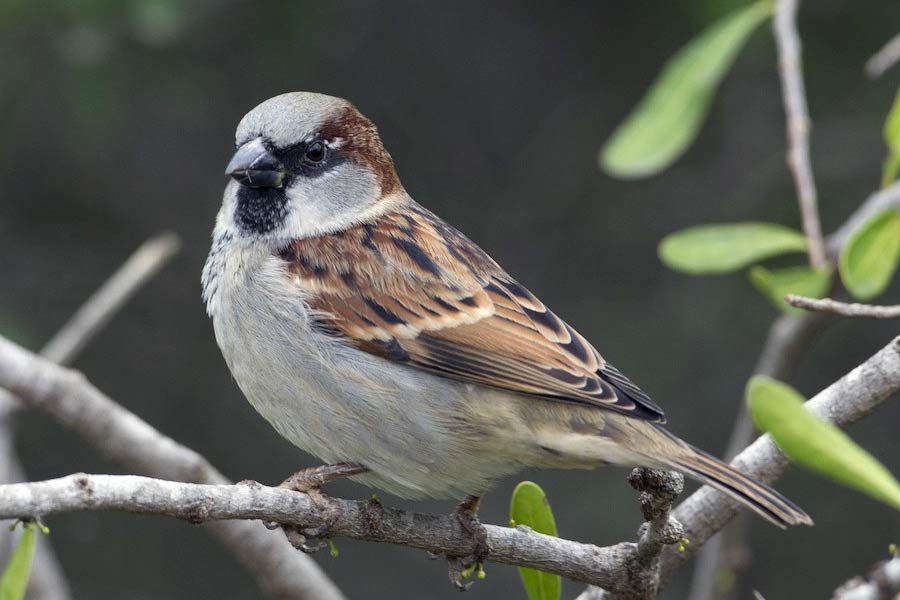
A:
[[446, 556, 476, 591], [275, 489, 340, 552], [454, 496, 490, 565], [258, 463, 368, 553], [279, 520, 332, 553], [299, 538, 329, 554]]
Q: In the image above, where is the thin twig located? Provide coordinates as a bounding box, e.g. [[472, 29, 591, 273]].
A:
[[865, 31, 900, 79], [0, 232, 183, 418], [40, 232, 181, 365], [628, 469, 687, 599], [575, 469, 686, 600], [660, 336, 900, 584], [686, 179, 900, 600], [0, 232, 182, 419], [631, 469, 685, 565], [2, 334, 899, 596], [773, 0, 827, 269], [786, 295, 900, 318]]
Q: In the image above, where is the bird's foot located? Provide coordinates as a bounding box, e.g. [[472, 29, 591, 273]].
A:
[[280, 462, 369, 493], [455, 495, 490, 564], [445, 495, 490, 590], [264, 462, 367, 553]]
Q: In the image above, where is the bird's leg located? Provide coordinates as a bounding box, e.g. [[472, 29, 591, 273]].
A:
[[446, 495, 490, 590], [266, 462, 368, 553]]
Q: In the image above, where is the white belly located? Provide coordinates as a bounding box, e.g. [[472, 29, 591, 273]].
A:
[[204, 241, 526, 499]]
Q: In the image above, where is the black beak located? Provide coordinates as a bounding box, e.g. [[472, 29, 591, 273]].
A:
[[226, 138, 285, 189]]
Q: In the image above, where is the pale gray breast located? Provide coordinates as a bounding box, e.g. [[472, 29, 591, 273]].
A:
[[202, 236, 525, 499]]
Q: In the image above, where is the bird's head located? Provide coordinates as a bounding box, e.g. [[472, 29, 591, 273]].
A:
[[220, 92, 402, 242]]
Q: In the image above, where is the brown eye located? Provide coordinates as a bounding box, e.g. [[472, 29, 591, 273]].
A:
[[305, 140, 326, 163]]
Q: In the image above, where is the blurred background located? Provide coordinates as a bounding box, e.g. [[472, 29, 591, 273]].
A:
[[1, 1, 899, 598]]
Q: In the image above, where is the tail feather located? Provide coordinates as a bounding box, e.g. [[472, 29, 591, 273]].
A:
[[663, 444, 812, 528]]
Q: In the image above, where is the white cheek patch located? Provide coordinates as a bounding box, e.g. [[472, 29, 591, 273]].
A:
[[280, 161, 382, 238]]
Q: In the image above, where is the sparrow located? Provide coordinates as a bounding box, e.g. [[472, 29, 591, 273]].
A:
[[202, 91, 811, 567]]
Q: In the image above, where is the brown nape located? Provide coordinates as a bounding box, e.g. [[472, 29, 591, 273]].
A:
[[319, 105, 402, 196]]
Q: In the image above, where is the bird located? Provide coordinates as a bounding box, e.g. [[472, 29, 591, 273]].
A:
[[202, 91, 811, 574]]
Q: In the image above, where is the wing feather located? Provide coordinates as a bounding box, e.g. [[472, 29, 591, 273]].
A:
[[281, 202, 665, 422]]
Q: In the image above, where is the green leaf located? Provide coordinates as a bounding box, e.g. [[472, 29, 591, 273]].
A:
[[882, 153, 900, 189], [600, 1, 773, 178], [881, 86, 900, 187], [0, 523, 37, 600], [659, 222, 807, 274], [747, 376, 900, 513], [510, 482, 561, 600], [884, 86, 900, 153], [748, 265, 832, 314], [838, 209, 900, 300]]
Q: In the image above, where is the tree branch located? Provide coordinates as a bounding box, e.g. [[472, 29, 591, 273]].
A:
[[661, 336, 900, 584], [38, 232, 181, 366], [2, 334, 898, 596], [0, 334, 344, 600], [574, 469, 687, 600], [785, 295, 900, 318], [0, 411, 71, 600], [623, 469, 686, 599], [0, 473, 642, 592], [0, 232, 183, 418], [687, 178, 900, 600], [865, 31, 900, 79], [773, 0, 826, 269], [0, 233, 182, 600]]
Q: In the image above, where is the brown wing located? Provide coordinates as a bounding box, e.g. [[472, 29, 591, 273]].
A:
[[279, 202, 665, 422]]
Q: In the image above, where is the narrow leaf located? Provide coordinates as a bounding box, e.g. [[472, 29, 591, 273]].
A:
[[882, 153, 900, 190], [881, 86, 900, 187], [0, 523, 37, 600], [600, 1, 773, 178], [748, 376, 900, 512], [884, 86, 900, 154], [659, 222, 807, 274], [510, 482, 561, 600], [748, 265, 832, 314], [838, 209, 900, 300]]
